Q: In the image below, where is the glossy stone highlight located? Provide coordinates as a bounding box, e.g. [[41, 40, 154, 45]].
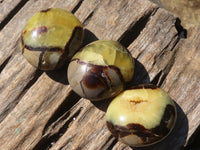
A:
[[67, 40, 134, 101], [20, 8, 83, 70], [106, 84, 177, 147]]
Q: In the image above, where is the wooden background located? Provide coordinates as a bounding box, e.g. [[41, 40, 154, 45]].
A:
[[0, 0, 200, 149]]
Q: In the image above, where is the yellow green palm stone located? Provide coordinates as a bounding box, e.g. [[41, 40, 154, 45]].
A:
[[20, 8, 83, 70], [106, 84, 177, 147], [67, 40, 134, 101]]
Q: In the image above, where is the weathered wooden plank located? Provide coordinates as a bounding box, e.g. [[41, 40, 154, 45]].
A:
[[126, 13, 200, 149], [0, 52, 40, 122], [128, 8, 179, 84], [39, 2, 183, 149], [83, 0, 158, 40], [0, 0, 159, 149], [0, 74, 73, 150], [163, 26, 200, 144], [46, 99, 112, 150], [0, 0, 199, 149], [48, 6, 184, 150], [0, 0, 26, 24]]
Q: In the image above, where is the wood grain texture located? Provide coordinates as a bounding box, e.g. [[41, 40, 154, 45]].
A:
[[0, 0, 26, 24], [0, 0, 199, 150]]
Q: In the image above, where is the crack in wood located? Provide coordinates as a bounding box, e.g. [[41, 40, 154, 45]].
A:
[[0, 69, 42, 123], [161, 34, 180, 55], [71, 0, 84, 14], [151, 71, 162, 85], [0, 55, 11, 74], [102, 136, 118, 150], [119, 7, 159, 48], [157, 72, 167, 87], [151, 50, 177, 88], [80, 0, 102, 26], [33, 107, 82, 150], [151, 71, 167, 87], [153, 37, 179, 68], [157, 18, 187, 58], [161, 48, 178, 78], [0, 0, 29, 30], [42, 91, 81, 135], [82, 11, 95, 26], [150, 27, 182, 86]]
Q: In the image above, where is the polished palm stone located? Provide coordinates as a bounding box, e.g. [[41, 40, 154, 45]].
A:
[[67, 40, 134, 101], [106, 84, 177, 147], [20, 8, 83, 70]]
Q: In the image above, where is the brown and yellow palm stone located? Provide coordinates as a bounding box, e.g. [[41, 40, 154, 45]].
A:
[[67, 40, 134, 101], [106, 84, 177, 147], [20, 8, 83, 70]]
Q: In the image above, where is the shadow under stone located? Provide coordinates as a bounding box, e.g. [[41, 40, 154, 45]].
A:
[[127, 58, 151, 88], [45, 62, 69, 85], [82, 28, 99, 47]]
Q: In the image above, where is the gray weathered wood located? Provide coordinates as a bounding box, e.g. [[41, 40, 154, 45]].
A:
[[0, 0, 25, 24], [0, 0, 199, 149]]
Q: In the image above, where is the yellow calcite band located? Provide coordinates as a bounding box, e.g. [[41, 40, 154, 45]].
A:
[[73, 40, 134, 82], [23, 8, 82, 48], [106, 88, 174, 129]]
